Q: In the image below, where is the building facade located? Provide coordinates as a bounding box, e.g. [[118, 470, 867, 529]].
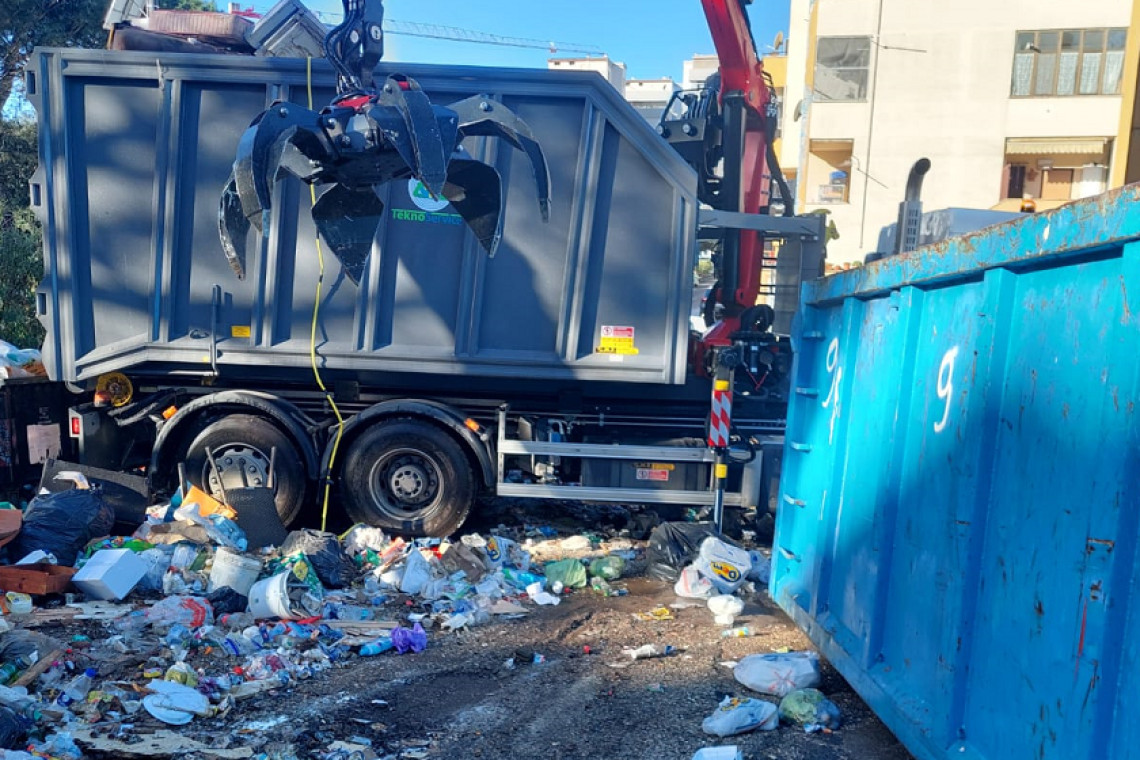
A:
[[789, 0, 1140, 263], [546, 56, 627, 95], [624, 78, 682, 125]]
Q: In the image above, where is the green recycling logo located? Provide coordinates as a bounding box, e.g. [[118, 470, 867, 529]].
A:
[[407, 179, 449, 212]]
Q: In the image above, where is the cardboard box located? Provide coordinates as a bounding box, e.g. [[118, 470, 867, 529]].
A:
[[72, 549, 147, 601], [0, 564, 76, 595]]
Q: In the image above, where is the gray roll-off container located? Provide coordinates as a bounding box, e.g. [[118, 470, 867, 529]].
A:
[[29, 49, 698, 388]]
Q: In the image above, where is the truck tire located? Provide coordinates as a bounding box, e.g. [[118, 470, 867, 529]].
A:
[[340, 419, 475, 537], [182, 414, 307, 526]]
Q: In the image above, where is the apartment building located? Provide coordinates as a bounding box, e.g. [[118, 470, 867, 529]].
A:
[[789, 0, 1140, 262]]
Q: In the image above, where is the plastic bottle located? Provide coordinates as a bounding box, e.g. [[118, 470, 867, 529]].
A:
[[56, 669, 97, 707], [721, 626, 753, 638], [218, 612, 255, 630], [625, 644, 676, 661], [0, 656, 32, 686], [223, 635, 259, 657], [359, 638, 395, 656]]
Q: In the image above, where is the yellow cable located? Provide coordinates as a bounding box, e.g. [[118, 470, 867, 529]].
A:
[[307, 56, 345, 532]]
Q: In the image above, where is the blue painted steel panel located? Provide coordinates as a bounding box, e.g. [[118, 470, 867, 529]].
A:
[[773, 185, 1140, 760]]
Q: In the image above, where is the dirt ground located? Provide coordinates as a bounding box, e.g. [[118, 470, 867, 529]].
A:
[[33, 498, 915, 760]]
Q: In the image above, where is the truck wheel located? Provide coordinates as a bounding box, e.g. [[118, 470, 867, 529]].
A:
[[183, 414, 306, 526], [341, 419, 475, 537]]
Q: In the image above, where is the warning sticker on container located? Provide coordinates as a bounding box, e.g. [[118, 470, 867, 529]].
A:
[[596, 325, 639, 355], [231, 325, 251, 338], [636, 468, 670, 482]]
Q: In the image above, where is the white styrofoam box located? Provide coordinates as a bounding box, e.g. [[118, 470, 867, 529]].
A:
[[72, 549, 147, 600]]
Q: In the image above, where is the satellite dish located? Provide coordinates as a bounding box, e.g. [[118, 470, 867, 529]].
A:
[[772, 32, 785, 53]]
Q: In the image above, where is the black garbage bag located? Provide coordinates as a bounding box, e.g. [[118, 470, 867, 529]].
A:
[[0, 706, 29, 749], [0, 630, 63, 665], [206, 586, 248, 615], [280, 529, 355, 589], [646, 522, 723, 582], [10, 487, 115, 566]]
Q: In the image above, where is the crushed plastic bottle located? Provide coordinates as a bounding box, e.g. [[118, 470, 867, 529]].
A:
[[218, 612, 255, 630], [223, 635, 260, 657], [590, 576, 629, 597], [721, 627, 754, 638], [55, 669, 97, 707], [0, 656, 33, 686], [624, 644, 676, 661]]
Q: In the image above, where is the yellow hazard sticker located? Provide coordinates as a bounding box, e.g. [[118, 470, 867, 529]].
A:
[[231, 325, 251, 338], [595, 325, 639, 355]]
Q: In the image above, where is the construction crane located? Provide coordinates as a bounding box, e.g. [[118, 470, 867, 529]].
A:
[[384, 19, 603, 55], [308, 10, 603, 56]]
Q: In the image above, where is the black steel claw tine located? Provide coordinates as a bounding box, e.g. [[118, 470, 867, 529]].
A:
[[218, 173, 250, 279], [311, 183, 385, 285], [233, 102, 329, 229], [449, 95, 552, 221], [444, 158, 504, 256], [375, 76, 458, 198]]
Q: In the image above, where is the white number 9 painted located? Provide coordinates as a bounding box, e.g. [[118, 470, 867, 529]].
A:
[[822, 338, 843, 444], [933, 346, 959, 433]]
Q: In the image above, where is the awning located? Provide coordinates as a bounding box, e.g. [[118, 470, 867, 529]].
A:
[[1005, 137, 1109, 155]]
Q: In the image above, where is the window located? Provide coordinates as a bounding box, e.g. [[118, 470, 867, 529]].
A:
[[808, 140, 853, 204], [815, 37, 871, 102], [1012, 29, 1126, 97]]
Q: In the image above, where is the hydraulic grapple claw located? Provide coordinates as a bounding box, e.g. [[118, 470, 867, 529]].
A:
[[217, 0, 551, 284]]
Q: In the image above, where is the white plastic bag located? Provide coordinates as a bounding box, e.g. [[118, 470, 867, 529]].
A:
[[747, 550, 771, 584], [694, 536, 751, 594], [733, 651, 820, 698], [399, 550, 437, 595], [674, 564, 714, 599], [701, 696, 779, 736], [707, 594, 745, 626], [137, 547, 174, 592], [342, 525, 388, 556]]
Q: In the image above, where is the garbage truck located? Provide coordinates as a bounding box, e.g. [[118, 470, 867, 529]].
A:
[[26, 2, 824, 535]]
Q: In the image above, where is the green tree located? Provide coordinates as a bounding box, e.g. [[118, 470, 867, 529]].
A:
[[1, 0, 106, 112], [158, 0, 219, 9], [0, 207, 44, 349], [0, 118, 42, 348]]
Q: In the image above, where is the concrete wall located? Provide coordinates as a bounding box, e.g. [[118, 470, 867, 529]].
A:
[[804, 0, 1132, 262]]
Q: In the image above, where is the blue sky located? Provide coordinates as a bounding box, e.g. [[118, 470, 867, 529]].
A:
[[244, 0, 792, 81]]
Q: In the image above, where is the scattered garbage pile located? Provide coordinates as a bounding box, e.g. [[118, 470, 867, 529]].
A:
[[0, 472, 656, 758], [0, 464, 843, 759]]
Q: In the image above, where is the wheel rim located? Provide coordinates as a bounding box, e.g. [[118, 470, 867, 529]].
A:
[[367, 447, 442, 519], [202, 444, 272, 498]]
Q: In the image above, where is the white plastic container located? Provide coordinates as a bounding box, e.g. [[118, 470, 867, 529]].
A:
[[247, 571, 301, 619], [692, 747, 743, 760], [72, 548, 147, 600], [694, 537, 751, 594], [208, 548, 261, 596]]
